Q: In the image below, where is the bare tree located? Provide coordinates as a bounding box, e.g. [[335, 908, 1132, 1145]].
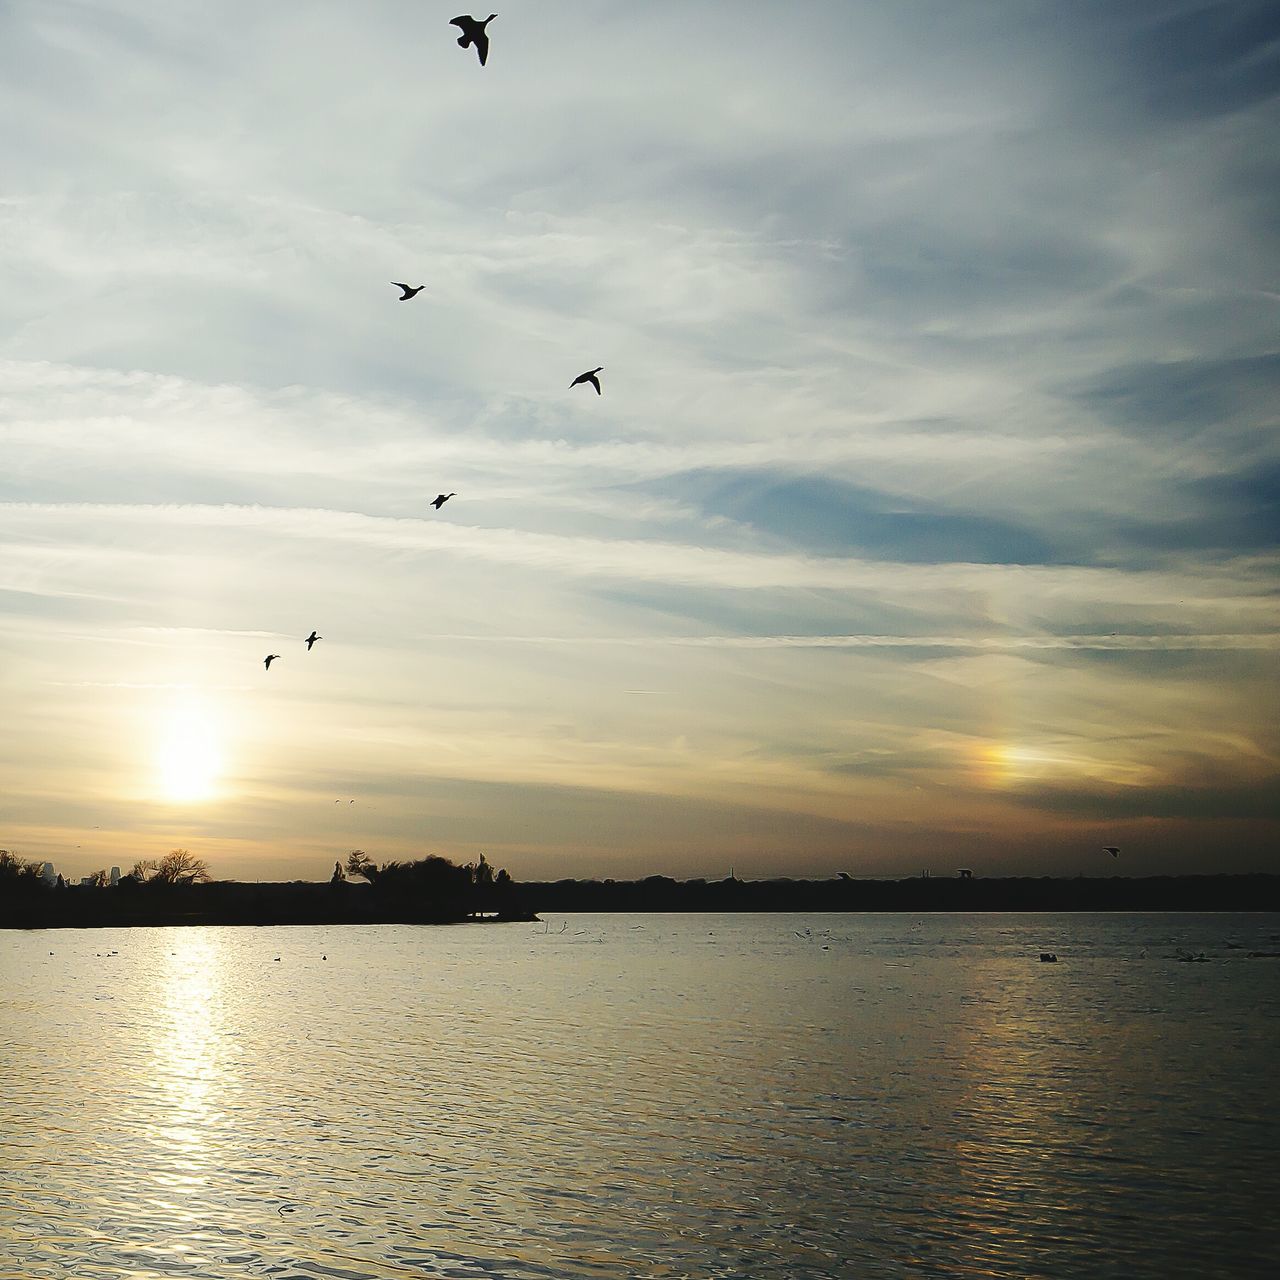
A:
[[131, 851, 209, 885], [155, 849, 209, 885]]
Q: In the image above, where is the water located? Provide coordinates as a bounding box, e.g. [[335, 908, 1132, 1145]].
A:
[[2, 912, 1278, 1279]]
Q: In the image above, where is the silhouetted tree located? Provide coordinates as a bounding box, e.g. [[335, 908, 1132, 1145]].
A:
[[0, 850, 41, 882], [345, 850, 378, 882], [157, 850, 209, 884], [86, 869, 110, 888], [370, 855, 474, 914], [131, 850, 209, 886]]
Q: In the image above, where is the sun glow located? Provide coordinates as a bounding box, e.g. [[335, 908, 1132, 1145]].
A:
[[155, 697, 223, 803]]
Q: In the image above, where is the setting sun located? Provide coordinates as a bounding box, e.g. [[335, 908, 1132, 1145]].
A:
[[155, 698, 223, 804]]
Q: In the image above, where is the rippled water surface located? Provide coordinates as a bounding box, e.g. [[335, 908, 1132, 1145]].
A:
[[3, 912, 1279, 1278]]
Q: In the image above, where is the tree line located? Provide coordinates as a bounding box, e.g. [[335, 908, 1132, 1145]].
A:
[[1, 846, 523, 926], [1, 848, 211, 891]]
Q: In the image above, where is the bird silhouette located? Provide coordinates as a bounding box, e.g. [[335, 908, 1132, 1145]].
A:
[[392, 283, 424, 301], [264, 654, 281, 670], [1104, 846, 1120, 858], [431, 492, 457, 509], [571, 366, 603, 394], [450, 14, 495, 66], [305, 630, 322, 650]]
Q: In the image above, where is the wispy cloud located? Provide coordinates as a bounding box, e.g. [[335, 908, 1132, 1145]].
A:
[[1, 2, 1277, 878]]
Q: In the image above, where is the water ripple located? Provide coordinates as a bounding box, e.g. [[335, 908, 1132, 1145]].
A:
[[3, 914, 1278, 1277]]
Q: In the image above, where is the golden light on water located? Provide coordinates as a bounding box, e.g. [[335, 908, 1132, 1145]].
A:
[[154, 696, 223, 804], [151, 935, 228, 1190]]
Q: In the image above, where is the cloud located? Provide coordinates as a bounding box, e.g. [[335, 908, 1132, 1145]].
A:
[[0, 2, 1277, 878]]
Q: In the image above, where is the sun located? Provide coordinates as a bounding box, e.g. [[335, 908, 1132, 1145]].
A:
[[156, 698, 223, 804]]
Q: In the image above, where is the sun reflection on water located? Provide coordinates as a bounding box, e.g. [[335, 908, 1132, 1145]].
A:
[[149, 934, 231, 1187]]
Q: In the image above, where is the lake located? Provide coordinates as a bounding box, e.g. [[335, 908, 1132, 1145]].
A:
[[2, 912, 1278, 1278]]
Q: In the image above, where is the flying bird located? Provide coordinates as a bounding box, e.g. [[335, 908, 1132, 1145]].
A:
[[431, 492, 456, 509], [264, 654, 281, 670], [571, 366, 603, 395], [392, 283, 424, 301], [450, 14, 496, 66], [1104, 846, 1120, 858], [305, 630, 322, 651]]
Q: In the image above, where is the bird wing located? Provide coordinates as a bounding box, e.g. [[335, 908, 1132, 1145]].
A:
[[476, 31, 489, 64], [449, 17, 467, 29], [588, 374, 601, 394]]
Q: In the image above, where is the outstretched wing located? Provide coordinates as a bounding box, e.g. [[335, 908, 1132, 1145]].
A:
[[476, 31, 489, 65], [588, 374, 601, 394]]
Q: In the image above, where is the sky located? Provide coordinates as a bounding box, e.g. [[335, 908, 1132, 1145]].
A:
[[1, 1, 1277, 884]]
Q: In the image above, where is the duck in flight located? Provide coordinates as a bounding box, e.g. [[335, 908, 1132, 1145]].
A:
[[431, 492, 457, 510], [264, 654, 281, 670], [392, 283, 424, 301], [450, 14, 496, 66], [305, 630, 322, 651], [571, 367, 603, 395], [1103, 846, 1120, 858]]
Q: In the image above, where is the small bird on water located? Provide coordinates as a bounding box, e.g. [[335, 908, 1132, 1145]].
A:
[[431, 492, 456, 509], [305, 630, 322, 650], [571, 366, 603, 395], [450, 14, 496, 66], [392, 283, 424, 301], [264, 654, 281, 670]]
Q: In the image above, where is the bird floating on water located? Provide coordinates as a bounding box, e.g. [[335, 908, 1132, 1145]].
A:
[[431, 492, 456, 510], [392, 283, 424, 301], [264, 654, 281, 670], [450, 14, 495, 66], [571, 366, 603, 395], [1103, 846, 1120, 858], [305, 630, 322, 651]]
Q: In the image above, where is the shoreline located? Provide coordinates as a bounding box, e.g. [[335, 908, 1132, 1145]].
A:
[[4, 872, 1279, 929]]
